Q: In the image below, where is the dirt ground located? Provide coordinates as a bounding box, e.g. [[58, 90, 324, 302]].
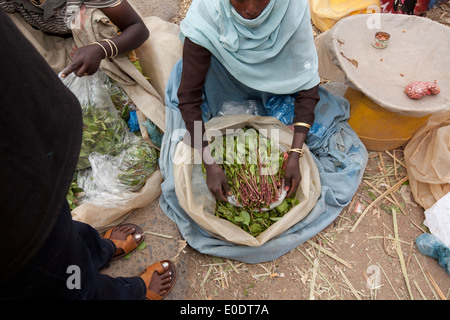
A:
[[184, 151, 449, 300], [168, 0, 450, 301]]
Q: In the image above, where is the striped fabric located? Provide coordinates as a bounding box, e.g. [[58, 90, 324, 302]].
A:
[[67, 0, 121, 8], [0, 0, 122, 34]]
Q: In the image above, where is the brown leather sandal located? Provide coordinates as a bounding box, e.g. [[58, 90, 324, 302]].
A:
[[102, 223, 145, 260], [138, 260, 177, 300]]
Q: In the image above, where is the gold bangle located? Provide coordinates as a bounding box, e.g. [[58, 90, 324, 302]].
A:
[[288, 148, 304, 157], [92, 41, 108, 59], [103, 39, 114, 57], [293, 122, 311, 129], [104, 39, 118, 57]]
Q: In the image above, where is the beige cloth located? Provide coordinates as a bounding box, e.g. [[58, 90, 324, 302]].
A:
[[72, 171, 163, 233], [315, 13, 450, 117], [173, 115, 322, 247], [7, 9, 183, 232], [404, 112, 450, 210]]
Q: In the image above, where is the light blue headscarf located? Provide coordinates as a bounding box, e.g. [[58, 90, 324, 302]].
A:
[[180, 0, 320, 94]]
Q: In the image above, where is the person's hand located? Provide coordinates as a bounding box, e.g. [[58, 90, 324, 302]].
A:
[[61, 44, 105, 78], [283, 152, 301, 198], [204, 162, 231, 202]]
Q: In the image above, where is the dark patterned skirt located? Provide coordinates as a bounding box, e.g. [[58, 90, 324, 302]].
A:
[[0, 0, 71, 34]]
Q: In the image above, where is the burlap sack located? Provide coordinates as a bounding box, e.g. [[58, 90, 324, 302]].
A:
[[404, 112, 450, 210], [173, 115, 322, 246], [72, 170, 163, 233]]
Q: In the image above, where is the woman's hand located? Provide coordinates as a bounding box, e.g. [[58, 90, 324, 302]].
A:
[[61, 44, 105, 78], [202, 145, 231, 202], [203, 162, 231, 202], [61, 0, 149, 78], [284, 152, 301, 198], [284, 130, 307, 198]]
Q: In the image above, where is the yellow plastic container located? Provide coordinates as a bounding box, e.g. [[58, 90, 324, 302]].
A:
[[344, 87, 430, 151], [309, 0, 381, 32]]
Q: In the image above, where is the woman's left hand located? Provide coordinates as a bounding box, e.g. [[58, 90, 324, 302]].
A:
[[61, 44, 105, 78], [284, 131, 306, 198], [283, 152, 301, 198]]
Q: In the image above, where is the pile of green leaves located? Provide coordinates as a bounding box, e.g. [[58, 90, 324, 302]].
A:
[[77, 104, 129, 170], [215, 197, 299, 237], [207, 127, 300, 236]]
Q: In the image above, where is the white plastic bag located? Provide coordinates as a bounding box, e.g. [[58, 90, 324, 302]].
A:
[[424, 192, 450, 248]]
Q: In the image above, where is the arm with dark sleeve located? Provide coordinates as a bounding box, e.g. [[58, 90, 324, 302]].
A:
[[293, 84, 320, 134], [177, 38, 231, 201], [284, 84, 320, 197], [177, 37, 212, 149]]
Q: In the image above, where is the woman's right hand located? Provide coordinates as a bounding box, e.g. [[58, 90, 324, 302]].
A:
[[61, 44, 105, 78], [203, 162, 231, 202]]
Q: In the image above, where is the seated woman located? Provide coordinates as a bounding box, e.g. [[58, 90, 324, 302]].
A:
[[176, 0, 321, 201], [160, 0, 368, 263], [0, 0, 149, 77]]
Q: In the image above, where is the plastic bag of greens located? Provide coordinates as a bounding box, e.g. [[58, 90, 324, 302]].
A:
[[77, 140, 158, 205], [61, 70, 131, 170], [104, 77, 137, 122], [60, 70, 159, 203]]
